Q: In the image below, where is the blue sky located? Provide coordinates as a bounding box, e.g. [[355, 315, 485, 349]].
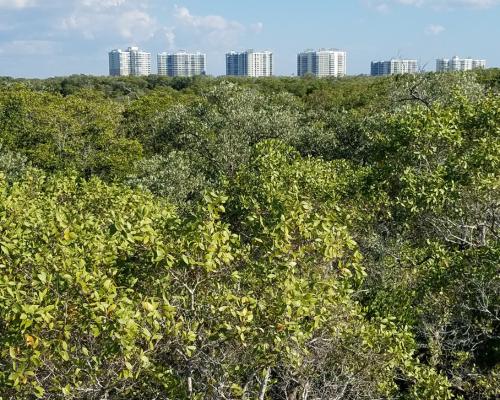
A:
[[0, 0, 498, 77]]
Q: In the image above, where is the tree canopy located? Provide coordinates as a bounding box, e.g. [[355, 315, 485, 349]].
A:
[[0, 71, 498, 399]]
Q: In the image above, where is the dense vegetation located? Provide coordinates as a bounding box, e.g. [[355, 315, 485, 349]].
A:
[[0, 70, 499, 399]]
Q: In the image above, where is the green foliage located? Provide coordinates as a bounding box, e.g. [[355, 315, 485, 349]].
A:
[[361, 90, 500, 399], [475, 68, 500, 93], [0, 144, 30, 182], [388, 71, 486, 109], [126, 152, 207, 209], [121, 87, 198, 144], [0, 87, 142, 179], [0, 71, 498, 399], [0, 172, 182, 398], [126, 82, 306, 183]]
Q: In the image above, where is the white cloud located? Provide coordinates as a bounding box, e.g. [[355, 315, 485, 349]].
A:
[[425, 24, 445, 35], [368, 0, 500, 10], [375, 3, 390, 12], [174, 5, 262, 47], [456, 0, 500, 6], [396, 0, 424, 5], [0, 40, 58, 55], [116, 10, 156, 39], [61, 1, 158, 41], [163, 28, 176, 49], [174, 6, 244, 32], [0, 0, 36, 9], [80, 0, 126, 7], [405, 0, 500, 7]]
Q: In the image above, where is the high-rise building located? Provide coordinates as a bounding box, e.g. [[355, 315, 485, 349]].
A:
[[226, 50, 273, 77], [472, 59, 486, 70], [158, 51, 206, 77], [436, 58, 449, 73], [226, 52, 248, 76], [371, 59, 418, 76], [108, 47, 151, 76], [297, 49, 347, 77], [436, 56, 486, 72], [109, 49, 130, 77], [129, 47, 151, 76]]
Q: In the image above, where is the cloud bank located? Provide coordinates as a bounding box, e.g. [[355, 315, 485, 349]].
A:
[[0, 0, 37, 9], [369, 0, 500, 10]]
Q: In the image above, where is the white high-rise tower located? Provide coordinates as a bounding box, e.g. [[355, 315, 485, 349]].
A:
[[370, 59, 418, 76], [436, 56, 486, 72], [297, 49, 347, 77], [157, 51, 206, 77], [226, 50, 273, 77], [108, 47, 151, 77]]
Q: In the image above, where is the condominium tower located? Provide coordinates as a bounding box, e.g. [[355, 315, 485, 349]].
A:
[[297, 49, 347, 77], [436, 56, 486, 72], [158, 51, 206, 77], [226, 50, 273, 77], [371, 59, 418, 76], [109, 47, 151, 76]]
